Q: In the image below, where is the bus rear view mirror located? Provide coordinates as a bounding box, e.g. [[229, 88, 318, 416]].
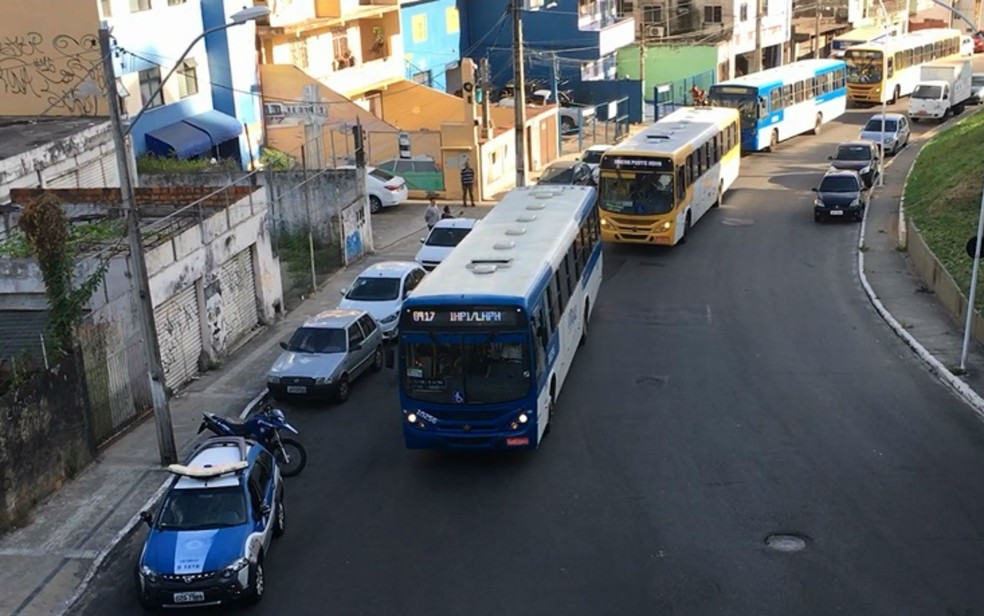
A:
[[385, 348, 395, 369]]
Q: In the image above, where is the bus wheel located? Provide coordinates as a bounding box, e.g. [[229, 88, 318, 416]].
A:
[[579, 302, 589, 347], [812, 113, 823, 135], [768, 130, 778, 152], [678, 212, 691, 245], [889, 85, 900, 104], [712, 182, 723, 208], [544, 383, 556, 434]]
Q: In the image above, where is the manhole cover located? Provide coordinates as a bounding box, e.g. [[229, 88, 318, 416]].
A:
[[765, 533, 808, 552], [722, 218, 755, 227]]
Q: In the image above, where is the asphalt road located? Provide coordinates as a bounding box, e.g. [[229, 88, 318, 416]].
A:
[[73, 102, 984, 615]]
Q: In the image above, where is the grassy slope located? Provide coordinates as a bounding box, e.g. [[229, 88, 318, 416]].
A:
[[904, 110, 984, 302]]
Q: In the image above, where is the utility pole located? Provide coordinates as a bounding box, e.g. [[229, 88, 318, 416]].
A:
[[814, 4, 822, 58], [98, 26, 177, 465], [512, 0, 527, 188], [753, 0, 763, 73], [551, 52, 562, 156], [480, 57, 492, 139]]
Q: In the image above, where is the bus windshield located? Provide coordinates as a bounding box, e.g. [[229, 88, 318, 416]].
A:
[[844, 49, 883, 84], [599, 172, 675, 215], [707, 86, 759, 129], [402, 336, 532, 404]]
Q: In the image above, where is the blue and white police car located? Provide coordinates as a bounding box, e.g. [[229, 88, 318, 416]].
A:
[[135, 437, 284, 609]]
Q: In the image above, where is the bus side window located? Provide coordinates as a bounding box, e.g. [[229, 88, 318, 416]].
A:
[[676, 165, 685, 201], [886, 57, 894, 78], [531, 305, 548, 372], [783, 84, 793, 108], [686, 153, 695, 186], [545, 279, 559, 334], [770, 89, 781, 111], [810, 77, 818, 98], [588, 208, 600, 245], [562, 249, 576, 300]]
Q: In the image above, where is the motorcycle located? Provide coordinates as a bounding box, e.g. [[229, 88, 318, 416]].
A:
[[198, 404, 308, 477]]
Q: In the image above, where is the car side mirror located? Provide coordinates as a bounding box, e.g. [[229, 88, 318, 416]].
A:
[[419, 238, 426, 244], [827, 156, 833, 160], [279, 341, 289, 350], [140, 511, 153, 527], [339, 287, 347, 296], [351, 341, 363, 351], [260, 504, 271, 517], [811, 187, 818, 192], [385, 348, 395, 369]]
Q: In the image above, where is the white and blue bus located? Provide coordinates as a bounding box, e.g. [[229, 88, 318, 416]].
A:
[[707, 59, 847, 152], [393, 185, 602, 450]]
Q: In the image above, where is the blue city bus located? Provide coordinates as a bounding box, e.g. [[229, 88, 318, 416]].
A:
[[707, 59, 847, 152], [392, 185, 602, 450]]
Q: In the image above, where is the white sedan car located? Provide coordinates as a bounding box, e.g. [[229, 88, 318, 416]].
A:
[[342, 166, 408, 214], [415, 218, 479, 271], [337, 261, 427, 339]]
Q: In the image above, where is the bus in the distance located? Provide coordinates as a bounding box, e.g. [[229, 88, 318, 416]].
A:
[[707, 59, 847, 152], [393, 185, 602, 450], [844, 27, 961, 104], [595, 105, 739, 246], [830, 24, 900, 59]]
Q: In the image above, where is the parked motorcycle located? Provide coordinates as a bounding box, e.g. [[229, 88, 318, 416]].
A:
[[198, 404, 307, 477]]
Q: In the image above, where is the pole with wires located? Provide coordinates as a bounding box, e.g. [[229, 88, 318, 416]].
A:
[[551, 52, 561, 157], [512, 0, 527, 188]]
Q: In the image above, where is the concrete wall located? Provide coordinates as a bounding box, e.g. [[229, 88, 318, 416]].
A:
[[0, 354, 96, 533], [0, 121, 117, 209], [264, 169, 361, 240]]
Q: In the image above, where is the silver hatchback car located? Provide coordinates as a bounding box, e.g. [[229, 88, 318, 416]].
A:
[[858, 113, 910, 156], [267, 309, 383, 403]]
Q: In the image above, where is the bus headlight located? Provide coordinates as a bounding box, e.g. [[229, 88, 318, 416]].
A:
[[407, 413, 417, 424], [661, 221, 672, 230], [600, 218, 609, 227], [518, 413, 528, 424]]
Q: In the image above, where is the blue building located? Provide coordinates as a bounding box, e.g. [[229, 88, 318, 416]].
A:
[[400, 0, 462, 92], [108, 0, 259, 169], [459, 0, 636, 98]]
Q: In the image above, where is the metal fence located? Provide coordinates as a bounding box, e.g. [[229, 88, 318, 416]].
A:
[[561, 97, 633, 156], [651, 70, 718, 121]]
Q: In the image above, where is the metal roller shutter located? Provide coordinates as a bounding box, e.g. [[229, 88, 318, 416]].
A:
[[218, 249, 259, 349], [155, 284, 203, 390]]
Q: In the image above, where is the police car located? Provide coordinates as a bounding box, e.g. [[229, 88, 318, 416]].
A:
[[135, 437, 285, 609]]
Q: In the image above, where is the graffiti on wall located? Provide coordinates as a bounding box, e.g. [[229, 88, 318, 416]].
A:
[[203, 274, 229, 354], [0, 32, 105, 115]]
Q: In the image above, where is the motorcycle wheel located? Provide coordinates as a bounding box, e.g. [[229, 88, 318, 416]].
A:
[[277, 438, 307, 477]]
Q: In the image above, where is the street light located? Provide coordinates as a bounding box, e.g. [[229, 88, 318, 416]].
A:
[[96, 5, 270, 465]]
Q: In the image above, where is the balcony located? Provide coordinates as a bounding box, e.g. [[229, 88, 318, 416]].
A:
[[258, 0, 399, 34], [584, 16, 636, 57], [320, 56, 403, 96], [315, 0, 398, 20]]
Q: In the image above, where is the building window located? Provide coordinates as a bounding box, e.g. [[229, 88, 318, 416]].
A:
[[578, 0, 597, 17], [740, 2, 748, 21], [138, 67, 164, 108], [412, 13, 427, 43], [167, 0, 187, 4], [129, 0, 151, 12], [703, 5, 722, 22], [412, 70, 432, 86], [643, 5, 663, 24], [445, 7, 460, 33], [290, 40, 309, 69], [332, 34, 352, 69], [100, 0, 112, 17], [177, 59, 198, 98], [617, 0, 635, 17]]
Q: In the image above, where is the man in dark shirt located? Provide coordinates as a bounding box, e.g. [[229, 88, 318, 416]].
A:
[[460, 161, 476, 207]]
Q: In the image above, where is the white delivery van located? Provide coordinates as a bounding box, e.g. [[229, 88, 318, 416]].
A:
[[909, 58, 973, 121]]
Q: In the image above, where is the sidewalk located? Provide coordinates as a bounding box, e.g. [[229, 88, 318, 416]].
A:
[[0, 200, 479, 616], [861, 119, 984, 416]]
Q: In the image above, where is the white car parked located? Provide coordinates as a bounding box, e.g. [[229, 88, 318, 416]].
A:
[[337, 261, 427, 340], [579, 144, 612, 183], [415, 218, 479, 271], [340, 166, 409, 214]]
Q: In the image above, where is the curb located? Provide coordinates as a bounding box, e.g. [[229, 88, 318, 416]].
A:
[[57, 391, 274, 616], [857, 121, 984, 421]]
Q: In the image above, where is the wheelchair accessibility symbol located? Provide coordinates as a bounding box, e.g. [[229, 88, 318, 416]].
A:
[[453, 391, 464, 404]]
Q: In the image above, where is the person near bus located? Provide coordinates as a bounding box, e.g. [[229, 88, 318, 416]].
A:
[[441, 205, 455, 220], [460, 161, 476, 208], [424, 193, 441, 230]]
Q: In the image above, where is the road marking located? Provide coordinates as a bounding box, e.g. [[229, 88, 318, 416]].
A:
[[0, 548, 99, 560]]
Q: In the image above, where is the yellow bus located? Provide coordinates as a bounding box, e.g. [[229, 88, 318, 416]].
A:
[[596, 106, 740, 246], [844, 28, 962, 104], [830, 24, 901, 59]]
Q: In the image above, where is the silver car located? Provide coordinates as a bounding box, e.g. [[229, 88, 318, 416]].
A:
[[858, 113, 910, 156], [267, 309, 383, 403], [970, 74, 984, 104]]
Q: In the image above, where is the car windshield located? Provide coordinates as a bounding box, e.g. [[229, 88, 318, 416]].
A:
[[581, 150, 606, 164], [600, 173, 675, 215], [426, 227, 471, 247], [844, 49, 883, 84], [369, 168, 396, 182], [863, 118, 897, 132], [834, 145, 872, 161], [346, 277, 400, 301], [538, 166, 575, 184], [402, 338, 532, 404], [973, 76, 984, 87], [285, 326, 347, 353], [158, 487, 247, 531], [912, 85, 943, 99], [819, 176, 860, 192]]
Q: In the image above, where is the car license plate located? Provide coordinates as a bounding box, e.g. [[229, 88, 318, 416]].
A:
[[173, 591, 205, 604], [829, 210, 844, 216], [286, 385, 307, 394], [506, 437, 529, 447]]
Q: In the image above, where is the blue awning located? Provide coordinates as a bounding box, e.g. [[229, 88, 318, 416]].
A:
[[182, 110, 243, 147], [145, 121, 214, 159]]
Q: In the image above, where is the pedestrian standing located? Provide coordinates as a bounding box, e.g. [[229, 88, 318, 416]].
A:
[[441, 205, 454, 220], [424, 194, 440, 230], [460, 160, 476, 208]]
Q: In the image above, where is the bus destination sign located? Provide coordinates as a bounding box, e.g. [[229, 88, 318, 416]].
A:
[[600, 155, 673, 172], [406, 308, 523, 328]]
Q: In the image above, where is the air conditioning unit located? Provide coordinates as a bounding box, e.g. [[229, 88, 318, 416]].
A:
[[646, 24, 666, 38]]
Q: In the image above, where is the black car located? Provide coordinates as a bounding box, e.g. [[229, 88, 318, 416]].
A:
[[827, 140, 880, 188], [536, 161, 595, 186], [812, 169, 868, 222]]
